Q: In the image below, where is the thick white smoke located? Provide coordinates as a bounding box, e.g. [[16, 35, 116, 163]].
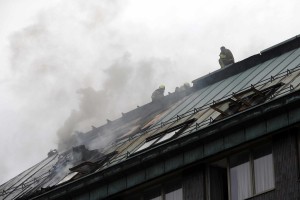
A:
[[0, 0, 191, 183], [56, 53, 177, 150], [2, 0, 300, 184]]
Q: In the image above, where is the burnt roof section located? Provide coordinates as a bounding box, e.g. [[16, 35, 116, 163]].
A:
[[192, 34, 300, 89], [78, 87, 193, 146], [3, 35, 300, 200]]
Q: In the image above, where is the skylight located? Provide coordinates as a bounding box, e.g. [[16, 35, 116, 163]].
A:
[[134, 128, 181, 153], [156, 130, 177, 144], [136, 139, 157, 152]]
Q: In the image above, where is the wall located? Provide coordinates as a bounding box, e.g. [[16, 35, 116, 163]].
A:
[[246, 130, 300, 200], [182, 166, 205, 200]]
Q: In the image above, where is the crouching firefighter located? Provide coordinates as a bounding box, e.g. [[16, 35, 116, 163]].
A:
[[219, 46, 234, 68], [151, 85, 165, 102]]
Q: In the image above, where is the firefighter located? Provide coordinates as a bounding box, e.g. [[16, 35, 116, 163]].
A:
[[151, 85, 165, 102], [175, 82, 191, 93], [183, 82, 191, 90], [219, 46, 235, 68]]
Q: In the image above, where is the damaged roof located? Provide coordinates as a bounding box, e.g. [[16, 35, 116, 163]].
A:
[[1, 34, 300, 200]]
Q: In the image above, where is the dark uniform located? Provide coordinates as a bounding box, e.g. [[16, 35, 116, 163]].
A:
[[219, 46, 234, 68], [151, 86, 165, 102]]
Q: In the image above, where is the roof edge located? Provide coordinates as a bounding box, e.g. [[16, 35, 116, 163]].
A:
[[29, 89, 300, 200], [192, 34, 300, 89], [260, 34, 300, 54]]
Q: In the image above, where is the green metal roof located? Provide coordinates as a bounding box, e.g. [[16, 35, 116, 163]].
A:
[[2, 35, 300, 200]]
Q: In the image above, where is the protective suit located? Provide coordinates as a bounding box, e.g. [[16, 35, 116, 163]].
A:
[[151, 85, 165, 102], [219, 46, 234, 68]]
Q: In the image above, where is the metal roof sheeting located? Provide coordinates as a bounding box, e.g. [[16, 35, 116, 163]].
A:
[[1, 36, 300, 200]]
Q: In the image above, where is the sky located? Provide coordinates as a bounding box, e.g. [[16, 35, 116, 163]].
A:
[[0, 0, 299, 184]]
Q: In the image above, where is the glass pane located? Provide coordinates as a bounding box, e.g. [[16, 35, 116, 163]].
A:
[[156, 130, 177, 144], [135, 139, 157, 152], [253, 145, 274, 194], [165, 188, 183, 200], [230, 152, 252, 200]]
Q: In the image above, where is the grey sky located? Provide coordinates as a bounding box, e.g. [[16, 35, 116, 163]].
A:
[[0, 0, 299, 183]]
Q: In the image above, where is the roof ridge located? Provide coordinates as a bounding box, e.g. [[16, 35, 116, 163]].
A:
[[192, 34, 300, 89]]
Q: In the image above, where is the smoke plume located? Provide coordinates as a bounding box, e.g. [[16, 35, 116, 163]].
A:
[[56, 54, 177, 150], [3, 0, 191, 160], [4, 0, 299, 184]]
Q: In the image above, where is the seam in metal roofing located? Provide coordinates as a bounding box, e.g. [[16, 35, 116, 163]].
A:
[[2, 35, 300, 200]]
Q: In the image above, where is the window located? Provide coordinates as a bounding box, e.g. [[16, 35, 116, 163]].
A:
[[135, 128, 181, 153], [136, 139, 157, 152], [252, 145, 274, 194], [134, 120, 195, 154], [209, 143, 275, 200], [165, 183, 183, 200], [125, 181, 182, 200], [143, 182, 182, 200], [297, 132, 300, 178], [229, 144, 274, 200], [230, 152, 252, 200], [209, 159, 229, 200], [156, 130, 177, 144]]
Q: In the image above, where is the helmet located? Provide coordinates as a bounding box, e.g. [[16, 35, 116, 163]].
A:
[[220, 46, 225, 50], [159, 85, 165, 89]]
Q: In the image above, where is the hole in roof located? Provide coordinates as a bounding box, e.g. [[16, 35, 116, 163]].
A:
[[211, 82, 283, 122]]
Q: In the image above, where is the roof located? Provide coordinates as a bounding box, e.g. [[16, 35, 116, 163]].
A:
[[2, 35, 300, 200]]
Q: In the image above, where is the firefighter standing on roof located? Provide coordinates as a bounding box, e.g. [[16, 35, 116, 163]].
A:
[[219, 46, 235, 68], [151, 85, 165, 102]]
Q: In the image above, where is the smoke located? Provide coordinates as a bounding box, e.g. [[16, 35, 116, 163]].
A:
[[0, 0, 191, 177], [2, 0, 300, 184], [56, 53, 176, 150]]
